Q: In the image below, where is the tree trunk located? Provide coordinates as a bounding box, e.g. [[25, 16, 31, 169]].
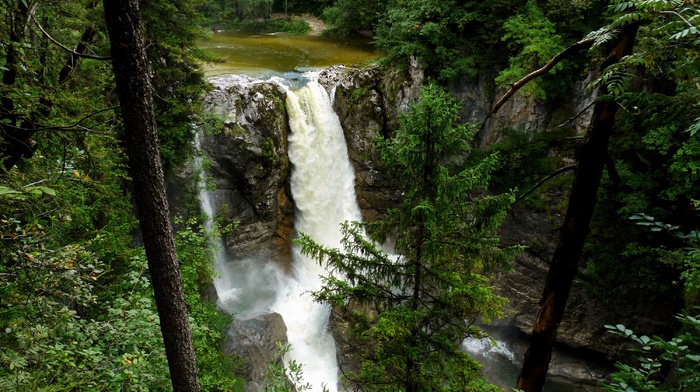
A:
[[102, 0, 201, 391], [58, 26, 96, 83], [1, 1, 36, 172], [515, 24, 638, 392]]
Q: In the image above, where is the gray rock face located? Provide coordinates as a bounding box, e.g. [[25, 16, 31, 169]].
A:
[[201, 77, 294, 260], [222, 313, 288, 391], [448, 71, 596, 146], [496, 205, 677, 361]]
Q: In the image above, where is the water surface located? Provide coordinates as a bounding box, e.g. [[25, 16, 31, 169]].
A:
[[199, 31, 380, 77]]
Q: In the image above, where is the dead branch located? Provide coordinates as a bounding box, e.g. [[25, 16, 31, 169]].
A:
[[1, 106, 117, 133], [557, 101, 595, 129]]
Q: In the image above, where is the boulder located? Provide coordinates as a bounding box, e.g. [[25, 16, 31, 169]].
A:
[[222, 312, 289, 391]]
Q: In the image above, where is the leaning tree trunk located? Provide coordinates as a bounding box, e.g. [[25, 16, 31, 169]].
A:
[[102, 0, 201, 391], [515, 24, 638, 392]]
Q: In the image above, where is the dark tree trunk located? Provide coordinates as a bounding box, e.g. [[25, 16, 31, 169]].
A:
[[1, 1, 35, 172], [102, 0, 201, 391], [515, 24, 638, 392], [58, 26, 96, 83]]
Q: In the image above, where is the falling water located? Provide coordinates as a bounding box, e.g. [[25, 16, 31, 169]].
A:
[[270, 74, 363, 391], [199, 72, 361, 391]]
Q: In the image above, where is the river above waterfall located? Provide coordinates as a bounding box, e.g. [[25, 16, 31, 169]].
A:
[[199, 31, 380, 77]]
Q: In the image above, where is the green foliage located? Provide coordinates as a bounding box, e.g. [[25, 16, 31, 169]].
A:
[[0, 173, 241, 390], [628, 212, 700, 306], [321, 0, 385, 37], [237, 17, 312, 35], [584, 84, 700, 304], [578, 0, 700, 306], [142, 0, 212, 171], [297, 83, 521, 390], [495, 0, 566, 99], [176, 216, 242, 391], [198, 0, 241, 29], [589, 0, 700, 97], [0, 2, 240, 389], [374, 0, 482, 80], [603, 311, 700, 391]]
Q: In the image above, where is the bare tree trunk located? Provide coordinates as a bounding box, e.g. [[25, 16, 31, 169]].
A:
[[515, 24, 638, 392], [102, 0, 201, 390]]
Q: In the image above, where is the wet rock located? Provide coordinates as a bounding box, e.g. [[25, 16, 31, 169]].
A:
[[222, 313, 288, 391], [201, 76, 294, 261]]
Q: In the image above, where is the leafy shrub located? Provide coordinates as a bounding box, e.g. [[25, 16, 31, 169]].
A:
[[603, 311, 700, 392]]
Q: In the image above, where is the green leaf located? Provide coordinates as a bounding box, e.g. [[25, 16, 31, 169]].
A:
[[0, 185, 21, 195], [687, 119, 700, 136], [39, 186, 57, 196]]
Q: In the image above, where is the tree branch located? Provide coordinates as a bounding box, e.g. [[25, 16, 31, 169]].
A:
[[491, 38, 596, 116], [517, 165, 577, 201], [606, 153, 621, 187], [659, 10, 695, 28], [557, 101, 595, 129], [1, 106, 117, 133], [30, 15, 111, 61]]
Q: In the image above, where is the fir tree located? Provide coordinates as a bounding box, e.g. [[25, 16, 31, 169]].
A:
[[297, 82, 522, 391]]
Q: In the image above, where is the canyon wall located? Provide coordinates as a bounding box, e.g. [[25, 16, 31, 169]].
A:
[[191, 65, 676, 388]]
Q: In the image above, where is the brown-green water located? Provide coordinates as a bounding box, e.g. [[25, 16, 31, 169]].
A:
[[199, 31, 380, 77]]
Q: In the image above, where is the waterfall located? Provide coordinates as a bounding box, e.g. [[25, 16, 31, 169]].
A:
[[270, 75, 362, 391], [199, 72, 361, 391]]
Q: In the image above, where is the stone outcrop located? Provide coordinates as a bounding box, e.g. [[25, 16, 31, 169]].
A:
[[318, 64, 418, 222], [201, 76, 294, 261], [448, 69, 596, 146], [222, 312, 288, 391]]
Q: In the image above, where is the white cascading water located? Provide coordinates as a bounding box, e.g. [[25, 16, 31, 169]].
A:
[[195, 132, 243, 314], [270, 74, 363, 391], [199, 73, 361, 391]]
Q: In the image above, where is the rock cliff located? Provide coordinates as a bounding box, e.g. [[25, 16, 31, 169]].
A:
[[201, 76, 294, 261]]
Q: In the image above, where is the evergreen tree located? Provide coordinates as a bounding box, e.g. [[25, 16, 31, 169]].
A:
[[298, 83, 521, 391]]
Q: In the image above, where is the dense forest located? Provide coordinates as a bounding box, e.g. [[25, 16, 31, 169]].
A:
[[1, 0, 699, 391]]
